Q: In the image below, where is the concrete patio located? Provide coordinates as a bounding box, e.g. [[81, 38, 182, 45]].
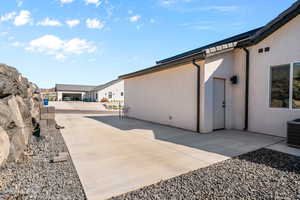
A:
[[56, 113, 284, 200]]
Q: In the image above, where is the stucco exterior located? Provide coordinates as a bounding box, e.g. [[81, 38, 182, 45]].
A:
[[201, 49, 246, 133], [247, 14, 300, 137], [121, 5, 300, 137], [96, 80, 124, 102], [125, 62, 201, 131]]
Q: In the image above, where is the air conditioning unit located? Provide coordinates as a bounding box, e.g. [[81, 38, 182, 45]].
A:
[[287, 119, 300, 148]]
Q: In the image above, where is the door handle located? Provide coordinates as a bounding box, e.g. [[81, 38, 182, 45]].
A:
[[222, 101, 226, 108]]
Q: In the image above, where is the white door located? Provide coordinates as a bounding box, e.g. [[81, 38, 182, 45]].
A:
[[213, 78, 225, 130]]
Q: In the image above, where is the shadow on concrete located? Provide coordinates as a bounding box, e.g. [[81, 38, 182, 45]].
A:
[[85, 115, 284, 158]]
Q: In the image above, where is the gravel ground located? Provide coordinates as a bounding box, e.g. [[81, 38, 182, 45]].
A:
[[110, 148, 300, 200], [0, 121, 86, 200]]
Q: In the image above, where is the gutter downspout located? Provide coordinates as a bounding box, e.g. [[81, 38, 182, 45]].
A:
[[243, 48, 249, 130], [192, 59, 201, 133]]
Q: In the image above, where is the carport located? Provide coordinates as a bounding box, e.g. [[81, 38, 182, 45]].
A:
[[62, 93, 82, 101], [55, 84, 96, 101]]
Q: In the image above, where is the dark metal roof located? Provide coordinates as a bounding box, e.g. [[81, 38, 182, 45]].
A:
[[239, 0, 300, 46], [157, 27, 262, 64], [92, 79, 122, 91], [55, 84, 96, 92]]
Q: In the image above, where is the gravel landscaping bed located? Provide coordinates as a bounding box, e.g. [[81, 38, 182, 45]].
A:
[[0, 121, 86, 200], [110, 148, 300, 200]]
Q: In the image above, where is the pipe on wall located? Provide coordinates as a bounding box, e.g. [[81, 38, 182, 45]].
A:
[[243, 48, 250, 131], [192, 59, 201, 133]]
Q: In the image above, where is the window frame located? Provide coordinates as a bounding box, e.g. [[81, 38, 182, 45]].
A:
[[292, 62, 300, 109], [269, 62, 300, 110], [108, 91, 112, 99]]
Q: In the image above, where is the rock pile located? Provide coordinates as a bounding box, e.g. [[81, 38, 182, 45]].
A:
[[0, 64, 42, 166]]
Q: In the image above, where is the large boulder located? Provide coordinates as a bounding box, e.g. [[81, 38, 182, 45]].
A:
[[7, 96, 31, 148], [0, 64, 28, 98], [0, 64, 42, 164], [0, 100, 15, 130], [0, 126, 10, 166]]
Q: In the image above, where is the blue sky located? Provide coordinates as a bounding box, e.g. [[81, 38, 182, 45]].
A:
[[0, 0, 297, 88]]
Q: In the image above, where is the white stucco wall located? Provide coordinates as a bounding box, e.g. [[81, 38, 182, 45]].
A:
[[201, 50, 245, 133], [122, 14, 300, 137], [97, 80, 124, 102], [124, 62, 201, 131], [232, 49, 246, 130], [248, 14, 300, 137]]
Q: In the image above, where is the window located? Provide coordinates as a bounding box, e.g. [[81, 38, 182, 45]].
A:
[[270, 64, 290, 108], [270, 62, 300, 109], [293, 63, 300, 109], [121, 92, 123, 96], [108, 92, 112, 99]]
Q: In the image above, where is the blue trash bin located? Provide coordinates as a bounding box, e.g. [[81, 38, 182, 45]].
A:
[[43, 99, 49, 106]]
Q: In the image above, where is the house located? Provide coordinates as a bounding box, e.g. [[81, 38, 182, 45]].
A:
[[86, 79, 124, 102], [55, 84, 96, 101], [119, 1, 300, 138], [56, 80, 124, 102]]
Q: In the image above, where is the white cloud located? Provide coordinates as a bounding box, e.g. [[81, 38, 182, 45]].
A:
[[60, 0, 74, 4], [66, 19, 80, 27], [26, 35, 97, 60], [14, 10, 31, 26], [27, 35, 63, 53], [160, 0, 192, 6], [136, 25, 141, 30], [86, 18, 104, 29], [0, 32, 8, 36], [159, 0, 237, 12], [85, 0, 101, 7], [37, 18, 62, 26], [181, 22, 214, 30], [64, 38, 96, 54], [200, 6, 238, 12], [160, 0, 177, 6], [10, 41, 24, 47], [0, 12, 17, 22], [129, 15, 141, 23], [17, 0, 23, 7], [55, 54, 66, 61], [150, 18, 155, 23]]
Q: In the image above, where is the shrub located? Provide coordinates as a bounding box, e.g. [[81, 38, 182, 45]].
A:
[[100, 98, 109, 102]]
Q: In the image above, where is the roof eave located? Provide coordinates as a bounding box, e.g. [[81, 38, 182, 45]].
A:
[[119, 52, 205, 79]]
